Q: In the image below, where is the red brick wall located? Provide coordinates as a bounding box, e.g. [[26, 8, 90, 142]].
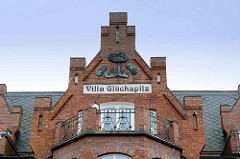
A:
[[53, 136, 181, 159]]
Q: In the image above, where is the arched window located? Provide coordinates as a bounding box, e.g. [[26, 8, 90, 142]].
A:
[[193, 112, 197, 130], [99, 154, 131, 159], [38, 115, 43, 130], [75, 74, 79, 85], [157, 73, 161, 82], [116, 26, 120, 43]]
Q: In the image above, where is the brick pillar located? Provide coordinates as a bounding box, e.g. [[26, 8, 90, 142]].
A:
[[54, 121, 64, 145], [150, 57, 167, 86], [68, 58, 86, 87], [144, 108, 150, 132], [82, 108, 97, 132], [135, 106, 150, 132], [170, 122, 179, 144], [0, 84, 7, 97]]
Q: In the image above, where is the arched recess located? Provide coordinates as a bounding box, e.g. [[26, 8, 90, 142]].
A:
[[100, 102, 135, 131], [74, 73, 79, 85], [99, 153, 131, 159]]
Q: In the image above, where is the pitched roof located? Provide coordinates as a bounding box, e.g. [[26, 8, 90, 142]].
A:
[[5, 92, 64, 154], [172, 91, 238, 152]]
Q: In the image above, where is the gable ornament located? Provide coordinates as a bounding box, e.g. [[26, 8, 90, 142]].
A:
[[96, 52, 138, 78]]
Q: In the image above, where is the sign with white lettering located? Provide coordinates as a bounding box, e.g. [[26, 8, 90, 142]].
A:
[[83, 84, 152, 94]]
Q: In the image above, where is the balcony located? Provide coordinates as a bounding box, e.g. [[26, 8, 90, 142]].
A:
[[54, 106, 179, 146]]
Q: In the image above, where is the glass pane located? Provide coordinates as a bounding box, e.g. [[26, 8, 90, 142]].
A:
[[101, 156, 113, 159], [118, 109, 131, 130], [102, 109, 116, 130], [116, 154, 130, 159], [150, 110, 157, 134], [99, 154, 130, 159]]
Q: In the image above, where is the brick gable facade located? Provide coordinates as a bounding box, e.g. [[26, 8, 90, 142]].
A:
[[0, 12, 239, 159]]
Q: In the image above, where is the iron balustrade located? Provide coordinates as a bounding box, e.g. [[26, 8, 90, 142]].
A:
[[150, 111, 173, 141], [62, 112, 82, 140], [99, 109, 134, 131], [61, 109, 174, 143]]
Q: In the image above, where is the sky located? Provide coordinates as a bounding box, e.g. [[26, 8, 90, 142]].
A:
[[0, 0, 240, 91]]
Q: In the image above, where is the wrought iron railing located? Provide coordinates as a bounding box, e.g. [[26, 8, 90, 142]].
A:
[[98, 109, 134, 131], [62, 112, 82, 140], [150, 111, 173, 141], [61, 109, 174, 143]]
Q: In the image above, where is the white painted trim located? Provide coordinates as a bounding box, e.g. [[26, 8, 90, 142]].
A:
[[83, 84, 152, 94]]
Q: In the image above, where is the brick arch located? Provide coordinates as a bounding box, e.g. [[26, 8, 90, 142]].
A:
[[97, 148, 134, 158]]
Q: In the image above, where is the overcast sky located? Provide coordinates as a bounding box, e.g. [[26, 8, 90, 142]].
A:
[[0, 0, 240, 91]]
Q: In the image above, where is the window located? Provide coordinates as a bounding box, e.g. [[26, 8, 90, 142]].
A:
[[116, 26, 120, 43], [150, 110, 157, 134], [157, 73, 160, 82], [99, 154, 131, 159], [38, 115, 43, 130], [77, 111, 83, 134], [75, 74, 78, 85], [100, 102, 134, 131], [193, 113, 197, 130]]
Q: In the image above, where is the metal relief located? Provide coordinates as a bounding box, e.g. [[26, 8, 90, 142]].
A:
[[96, 65, 107, 77], [108, 52, 129, 63], [96, 52, 138, 78]]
